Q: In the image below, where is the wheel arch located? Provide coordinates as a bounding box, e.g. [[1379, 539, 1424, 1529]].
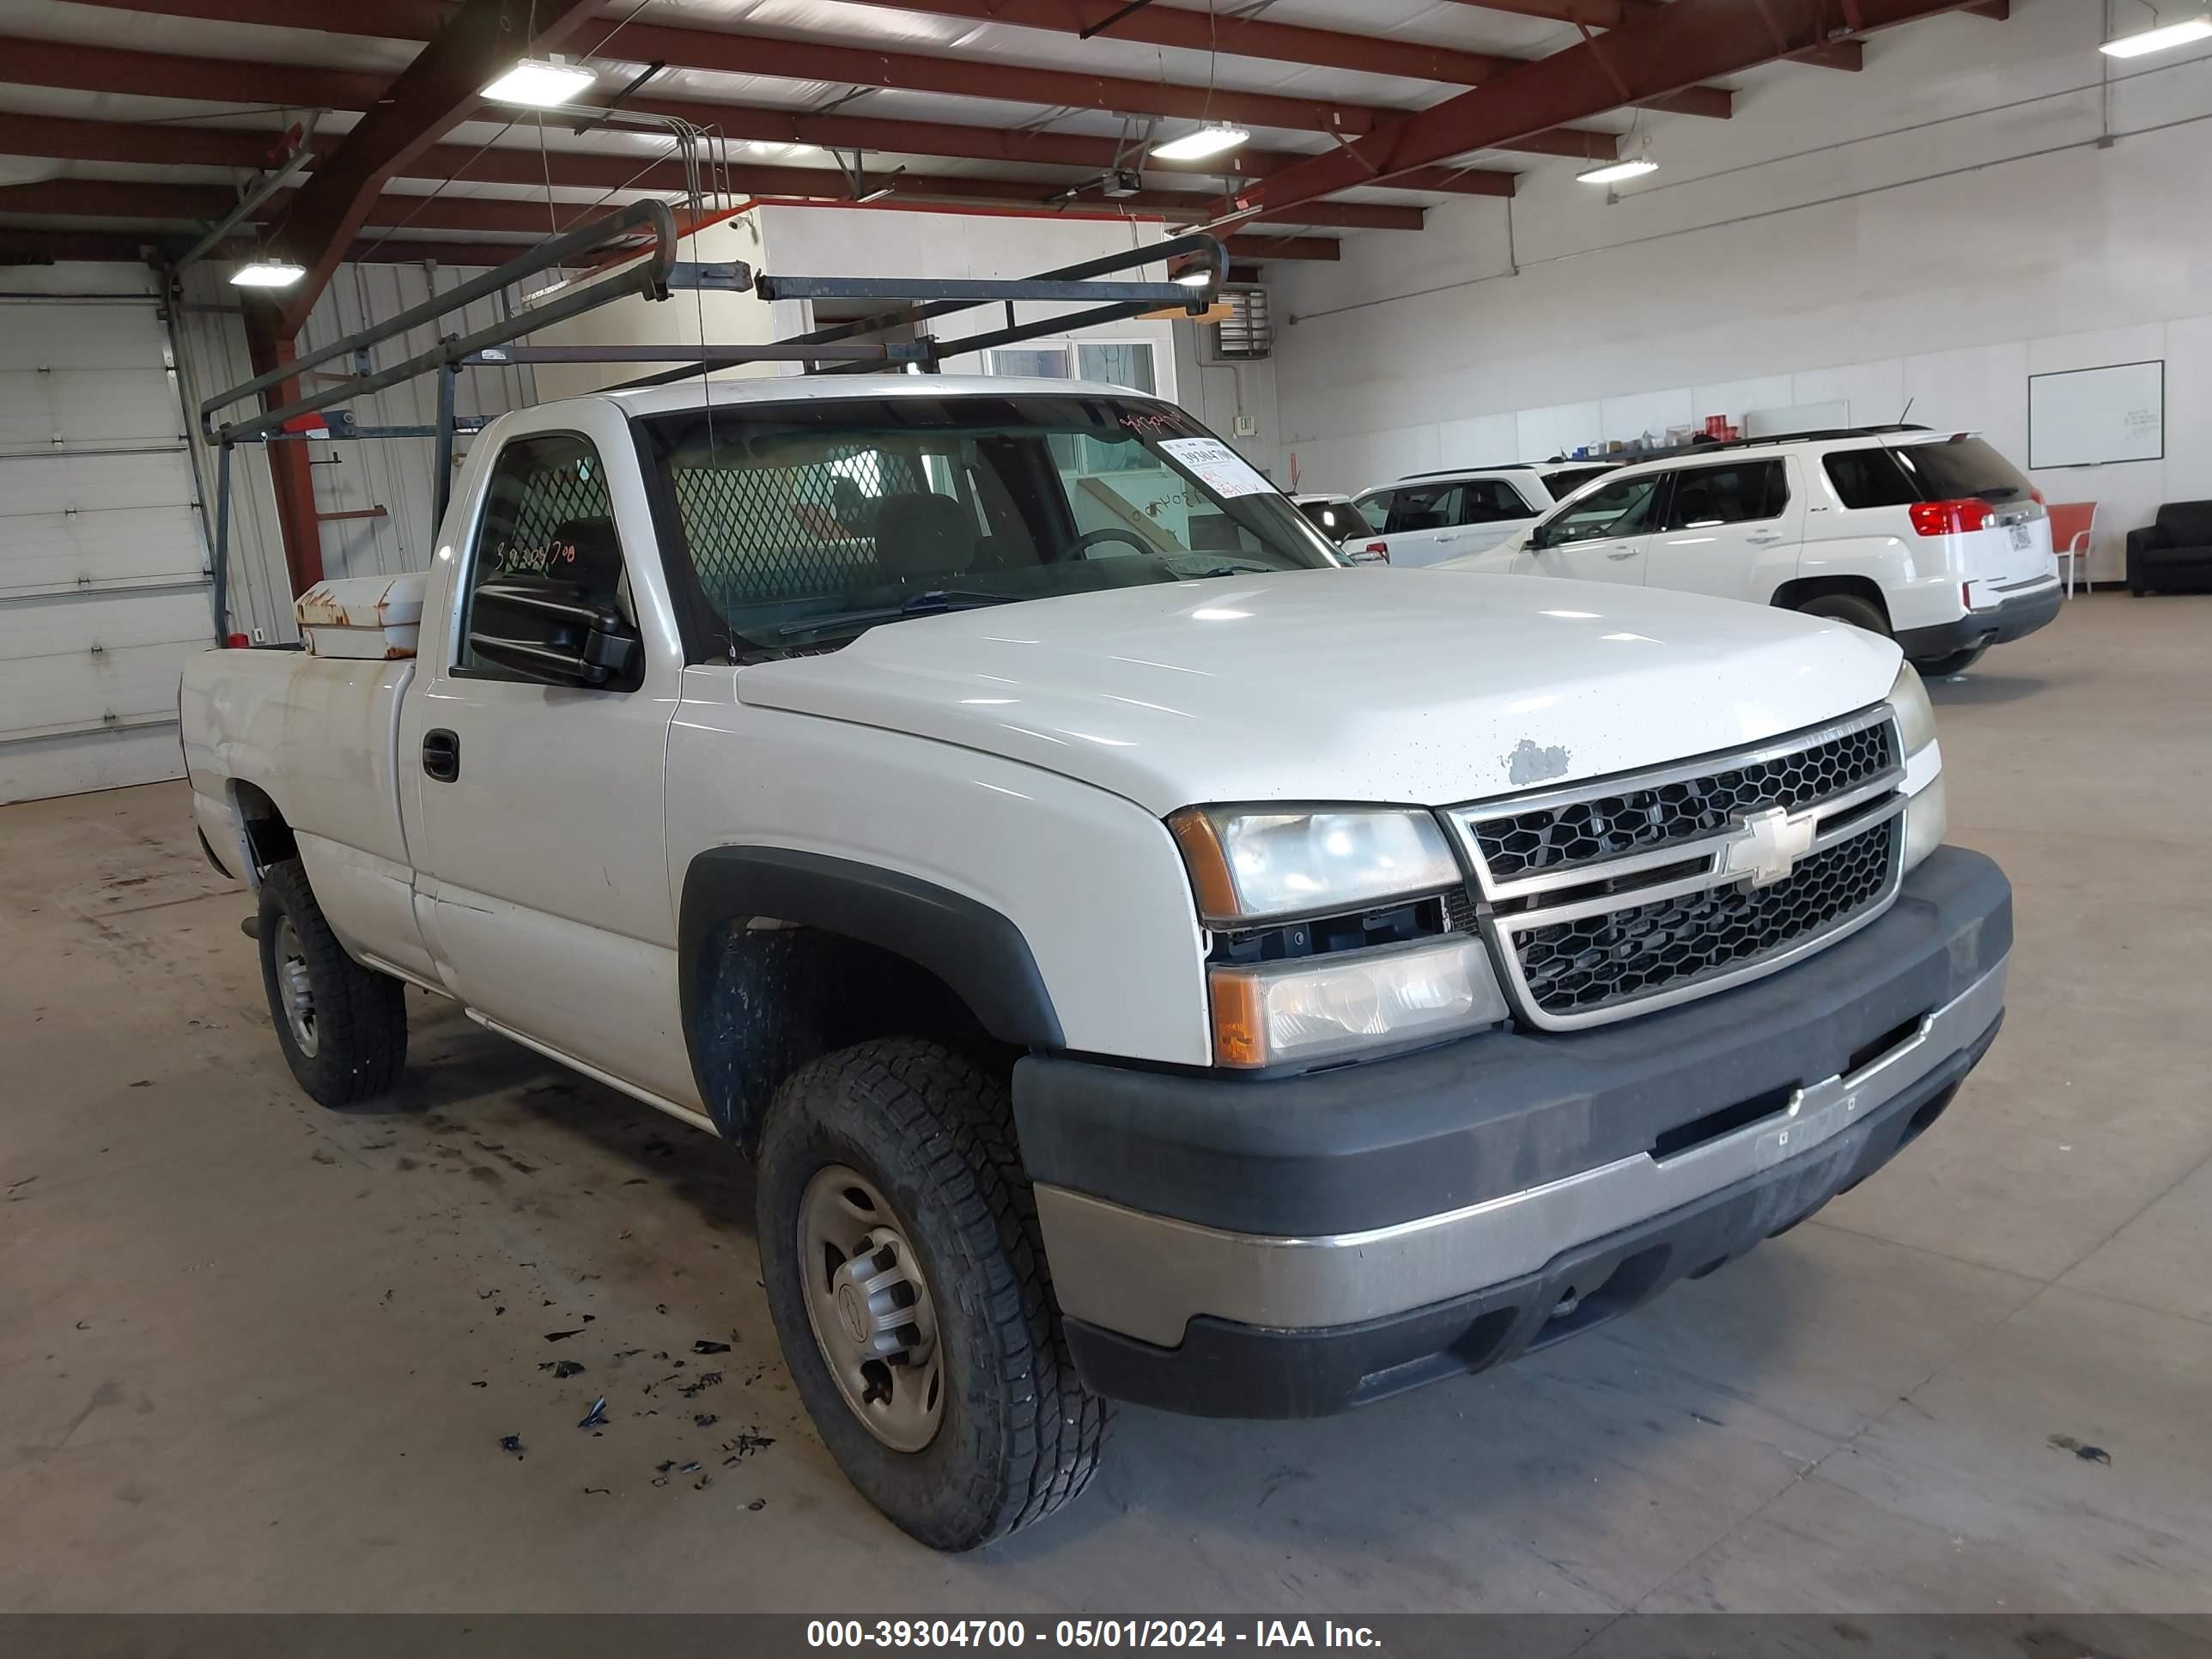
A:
[[226, 778, 299, 885], [678, 846, 1064, 1150], [1772, 574, 1893, 629]]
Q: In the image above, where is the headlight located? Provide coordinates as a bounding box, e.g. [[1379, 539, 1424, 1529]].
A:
[[1209, 936, 1508, 1068], [1170, 805, 1461, 925], [1889, 660, 1936, 757], [1904, 772, 1947, 872], [1889, 660, 1944, 872]]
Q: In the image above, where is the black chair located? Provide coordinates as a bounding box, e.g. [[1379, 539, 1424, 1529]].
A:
[[2126, 501, 2212, 595]]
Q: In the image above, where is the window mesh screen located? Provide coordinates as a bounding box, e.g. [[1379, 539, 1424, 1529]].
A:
[[477, 435, 614, 577], [673, 445, 908, 608]]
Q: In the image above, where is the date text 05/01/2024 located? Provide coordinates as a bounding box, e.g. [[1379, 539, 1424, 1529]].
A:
[[805, 1620, 1383, 1650]]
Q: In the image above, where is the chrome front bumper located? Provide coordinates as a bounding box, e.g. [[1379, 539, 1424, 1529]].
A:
[[1039, 957, 2006, 1349]]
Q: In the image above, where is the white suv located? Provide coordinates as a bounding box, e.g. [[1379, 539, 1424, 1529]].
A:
[[1442, 428, 2062, 674], [1352, 461, 1619, 568]]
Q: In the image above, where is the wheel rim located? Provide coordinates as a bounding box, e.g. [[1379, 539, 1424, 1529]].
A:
[[796, 1165, 944, 1453], [273, 915, 318, 1058]]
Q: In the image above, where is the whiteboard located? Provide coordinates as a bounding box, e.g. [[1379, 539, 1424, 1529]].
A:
[[2028, 361, 2164, 469]]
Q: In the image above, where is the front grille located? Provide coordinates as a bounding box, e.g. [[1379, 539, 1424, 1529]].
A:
[[1511, 817, 1899, 1018], [1469, 718, 1899, 884]]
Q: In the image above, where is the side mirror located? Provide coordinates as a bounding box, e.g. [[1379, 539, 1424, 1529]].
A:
[[469, 576, 640, 688]]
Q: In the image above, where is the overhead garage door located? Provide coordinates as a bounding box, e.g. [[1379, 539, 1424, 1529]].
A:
[[0, 286, 213, 804]]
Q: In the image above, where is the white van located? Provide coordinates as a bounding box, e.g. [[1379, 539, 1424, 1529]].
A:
[[1442, 428, 2062, 674], [1351, 461, 1619, 568]]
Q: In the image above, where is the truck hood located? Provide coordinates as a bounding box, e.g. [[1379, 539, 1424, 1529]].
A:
[[736, 568, 1901, 816]]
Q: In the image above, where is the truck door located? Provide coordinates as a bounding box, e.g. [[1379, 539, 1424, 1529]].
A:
[[1646, 455, 1803, 602], [399, 404, 698, 1109]]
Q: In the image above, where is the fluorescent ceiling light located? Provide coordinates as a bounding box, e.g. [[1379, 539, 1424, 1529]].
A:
[[2099, 13, 2212, 55], [855, 184, 896, 204], [1174, 269, 1214, 288], [230, 259, 304, 288], [1151, 125, 1250, 162], [481, 57, 596, 106], [1577, 156, 1659, 185], [749, 139, 823, 156]]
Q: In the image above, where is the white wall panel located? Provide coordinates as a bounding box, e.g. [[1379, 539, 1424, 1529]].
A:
[[0, 270, 209, 799], [1433, 412, 1521, 473], [1261, 2, 2212, 586]]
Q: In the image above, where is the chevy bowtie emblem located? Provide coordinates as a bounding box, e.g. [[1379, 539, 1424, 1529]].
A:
[[1723, 805, 1818, 887]]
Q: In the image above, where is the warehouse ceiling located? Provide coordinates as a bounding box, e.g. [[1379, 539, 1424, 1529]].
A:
[[0, 0, 2008, 318]]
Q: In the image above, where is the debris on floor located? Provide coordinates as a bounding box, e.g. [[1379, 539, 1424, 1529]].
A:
[[543, 1328, 586, 1342], [578, 1397, 610, 1430], [499, 1435, 525, 1459], [2048, 1433, 2112, 1465], [692, 1339, 732, 1354], [538, 1359, 585, 1379]]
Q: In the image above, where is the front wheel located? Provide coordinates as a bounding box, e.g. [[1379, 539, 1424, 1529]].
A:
[[257, 859, 408, 1107], [756, 1037, 1109, 1549], [1911, 643, 1986, 678]]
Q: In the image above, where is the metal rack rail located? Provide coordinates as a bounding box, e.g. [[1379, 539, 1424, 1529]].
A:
[[200, 200, 1224, 642]]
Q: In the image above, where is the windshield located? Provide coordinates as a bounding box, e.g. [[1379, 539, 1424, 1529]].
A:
[[642, 392, 1339, 659]]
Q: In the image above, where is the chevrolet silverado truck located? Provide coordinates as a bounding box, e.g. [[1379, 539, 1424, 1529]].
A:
[[182, 375, 2009, 1551]]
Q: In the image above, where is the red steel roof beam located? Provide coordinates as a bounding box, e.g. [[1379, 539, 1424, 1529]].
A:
[[1228, 0, 1996, 226], [264, 0, 601, 331], [56, 0, 1626, 157]]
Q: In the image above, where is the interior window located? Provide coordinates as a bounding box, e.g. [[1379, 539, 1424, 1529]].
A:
[[1356, 493, 1390, 534], [459, 432, 629, 676], [1386, 483, 1460, 535], [1536, 472, 1668, 547], [1458, 477, 1534, 524], [987, 348, 1070, 380], [1664, 459, 1788, 529]]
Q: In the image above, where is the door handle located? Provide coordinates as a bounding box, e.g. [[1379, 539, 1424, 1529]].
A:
[[1747, 532, 1787, 546], [422, 728, 460, 782], [1607, 547, 1639, 561]]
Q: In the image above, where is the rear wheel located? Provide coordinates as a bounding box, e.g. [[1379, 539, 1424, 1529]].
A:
[[1793, 591, 1891, 637], [257, 859, 408, 1107], [1911, 643, 1986, 678], [756, 1036, 1109, 1550]]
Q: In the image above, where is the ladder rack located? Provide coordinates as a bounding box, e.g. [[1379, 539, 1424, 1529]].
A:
[[200, 199, 1225, 643]]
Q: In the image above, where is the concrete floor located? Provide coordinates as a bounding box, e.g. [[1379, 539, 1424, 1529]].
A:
[[3, 592, 2208, 1615]]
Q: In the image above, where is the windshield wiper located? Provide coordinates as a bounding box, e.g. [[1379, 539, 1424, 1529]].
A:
[[776, 588, 1016, 641]]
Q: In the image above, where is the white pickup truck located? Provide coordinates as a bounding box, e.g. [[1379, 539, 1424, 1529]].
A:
[[183, 374, 2011, 1551]]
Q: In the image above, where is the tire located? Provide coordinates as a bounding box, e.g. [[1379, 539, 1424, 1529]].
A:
[[1794, 591, 1891, 636], [257, 858, 408, 1107], [1911, 643, 1986, 678], [756, 1037, 1109, 1550]]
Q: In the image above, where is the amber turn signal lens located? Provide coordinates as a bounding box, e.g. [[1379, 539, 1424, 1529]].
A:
[[1207, 968, 1268, 1068], [1169, 808, 1240, 924]]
